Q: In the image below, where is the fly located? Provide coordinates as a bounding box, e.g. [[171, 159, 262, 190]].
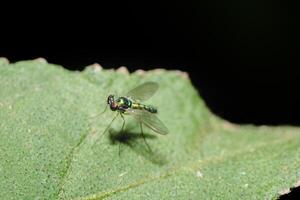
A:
[[100, 82, 168, 148]]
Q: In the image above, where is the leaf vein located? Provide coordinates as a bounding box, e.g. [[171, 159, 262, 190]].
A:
[[74, 136, 296, 200]]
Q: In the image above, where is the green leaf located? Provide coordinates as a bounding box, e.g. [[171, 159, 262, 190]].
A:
[[1, 59, 300, 200]]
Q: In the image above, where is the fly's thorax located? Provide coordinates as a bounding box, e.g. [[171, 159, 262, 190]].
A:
[[116, 97, 132, 112]]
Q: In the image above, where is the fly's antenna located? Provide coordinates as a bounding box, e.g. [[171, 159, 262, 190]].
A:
[[88, 95, 109, 127], [89, 90, 112, 120], [102, 103, 108, 114], [89, 104, 108, 121]]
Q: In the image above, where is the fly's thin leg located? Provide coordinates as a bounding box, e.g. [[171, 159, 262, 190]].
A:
[[140, 122, 152, 152], [99, 112, 119, 141], [120, 113, 125, 133], [100, 104, 108, 115], [117, 113, 126, 156]]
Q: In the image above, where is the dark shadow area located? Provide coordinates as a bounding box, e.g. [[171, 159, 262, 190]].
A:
[[108, 128, 168, 166], [280, 186, 300, 200]]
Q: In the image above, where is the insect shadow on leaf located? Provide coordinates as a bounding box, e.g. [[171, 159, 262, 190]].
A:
[[108, 126, 168, 166]]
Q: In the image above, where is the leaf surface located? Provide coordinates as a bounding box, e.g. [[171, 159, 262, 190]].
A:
[[0, 59, 300, 200]]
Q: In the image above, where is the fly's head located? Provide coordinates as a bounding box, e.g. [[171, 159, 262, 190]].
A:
[[107, 95, 118, 111]]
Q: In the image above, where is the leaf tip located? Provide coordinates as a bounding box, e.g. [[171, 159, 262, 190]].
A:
[[222, 121, 238, 130], [33, 57, 48, 63], [89, 63, 103, 72], [295, 179, 300, 187], [152, 68, 167, 74], [116, 66, 129, 74], [278, 188, 291, 196], [174, 70, 190, 80], [0, 57, 10, 65], [278, 179, 300, 198], [151, 68, 190, 80], [135, 69, 146, 76]]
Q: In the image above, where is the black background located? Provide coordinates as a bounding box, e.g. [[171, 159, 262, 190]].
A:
[[1, 2, 300, 126], [1, 1, 300, 198], [1, 7, 300, 117]]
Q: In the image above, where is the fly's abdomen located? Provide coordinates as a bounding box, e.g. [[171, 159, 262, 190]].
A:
[[144, 105, 157, 113], [132, 102, 157, 113], [132, 103, 156, 113]]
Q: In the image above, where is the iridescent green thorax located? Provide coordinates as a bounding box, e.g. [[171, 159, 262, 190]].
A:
[[115, 97, 132, 112]]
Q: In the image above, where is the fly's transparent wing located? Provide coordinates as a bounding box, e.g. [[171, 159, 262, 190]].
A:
[[126, 82, 158, 101], [126, 109, 169, 135]]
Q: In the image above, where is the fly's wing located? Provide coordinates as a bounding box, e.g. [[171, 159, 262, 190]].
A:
[[125, 109, 169, 135], [125, 82, 159, 101]]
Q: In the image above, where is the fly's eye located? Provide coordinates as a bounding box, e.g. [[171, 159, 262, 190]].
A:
[[107, 95, 114, 104]]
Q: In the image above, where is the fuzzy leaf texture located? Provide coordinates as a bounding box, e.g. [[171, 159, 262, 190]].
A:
[[0, 58, 300, 200]]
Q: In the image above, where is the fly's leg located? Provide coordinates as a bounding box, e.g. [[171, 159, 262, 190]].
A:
[[99, 112, 119, 141], [140, 122, 152, 152], [118, 113, 126, 156], [120, 113, 125, 133]]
